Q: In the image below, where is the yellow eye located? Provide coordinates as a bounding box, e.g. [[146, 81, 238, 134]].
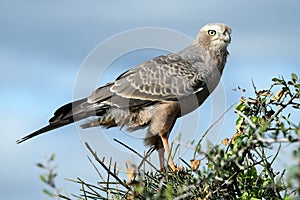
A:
[[208, 30, 216, 36]]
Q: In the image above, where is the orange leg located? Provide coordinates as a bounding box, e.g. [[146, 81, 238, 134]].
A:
[[160, 135, 176, 171]]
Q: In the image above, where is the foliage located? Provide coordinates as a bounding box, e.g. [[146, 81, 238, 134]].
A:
[[37, 154, 69, 198], [38, 74, 300, 199]]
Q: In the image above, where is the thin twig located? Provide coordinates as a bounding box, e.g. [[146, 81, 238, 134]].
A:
[[179, 157, 191, 169], [87, 156, 105, 182], [113, 138, 159, 171], [193, 102, 237, 158], [256, 137, 299, 144], [137, 147, 156, 171], [85, 142, 131, 190]]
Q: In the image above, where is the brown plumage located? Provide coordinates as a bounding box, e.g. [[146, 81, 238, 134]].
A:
[[17, 23, 231, 171]]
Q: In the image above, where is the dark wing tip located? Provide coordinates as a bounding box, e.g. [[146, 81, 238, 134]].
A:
[[16, 135, 31, 144], [16, 131, 43, 144], [16, 139, 23, 144], [16, 122, 69, 145]]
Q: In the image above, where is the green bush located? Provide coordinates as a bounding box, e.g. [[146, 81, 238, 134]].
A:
[[38, 74, 300, 199]]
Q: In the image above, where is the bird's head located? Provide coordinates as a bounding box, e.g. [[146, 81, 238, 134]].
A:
[[195, 23, 231, 51]]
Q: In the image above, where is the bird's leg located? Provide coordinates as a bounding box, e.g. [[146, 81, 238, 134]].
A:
[[160, 134, 176, 171], [148, 101, 180, 171], [157, 147, 165, 172]]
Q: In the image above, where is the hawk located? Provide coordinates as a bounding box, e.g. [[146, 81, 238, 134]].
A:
[[17, 23, 231, 171]]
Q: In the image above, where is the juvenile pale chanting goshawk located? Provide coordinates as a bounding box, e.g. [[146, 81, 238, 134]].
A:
[[17, 23, 231, 171]]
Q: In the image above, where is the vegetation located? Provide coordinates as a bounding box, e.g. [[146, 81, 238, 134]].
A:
[[37, 74, 300, 199]]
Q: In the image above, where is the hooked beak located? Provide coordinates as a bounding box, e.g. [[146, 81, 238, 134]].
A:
[[223, 32, 231, 43]]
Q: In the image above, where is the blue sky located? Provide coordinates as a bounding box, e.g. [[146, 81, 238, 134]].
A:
[[1, 0, 300, 199]]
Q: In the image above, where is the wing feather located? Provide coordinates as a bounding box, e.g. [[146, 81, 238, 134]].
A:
[[88, 45, 207, 108], [110, 53, 206, 102]]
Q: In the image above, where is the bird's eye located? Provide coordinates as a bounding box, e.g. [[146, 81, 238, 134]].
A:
[[208, 30, 216, 36]]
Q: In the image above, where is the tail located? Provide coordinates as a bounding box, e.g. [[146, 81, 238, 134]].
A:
[[16, 120, 74, 144], [16, 98, 104, 144]]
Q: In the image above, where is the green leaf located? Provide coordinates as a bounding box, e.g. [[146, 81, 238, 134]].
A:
[[250, 116, 258, 125], [280, 122, 285, 132], [236, 116, 244, 130], [236, 102, 248, 112], [263, 177, 272, 186], [36, 163, 44, 169], [52, 173, 57, 178], [247, 166, 258, 179], [39, 175, 47, 184], [43, 189, 54, 197], [49, 153, 56, 162], [291, 73, 298, 82], [238, 192, 249, 200], [164, 184, 173, 200]]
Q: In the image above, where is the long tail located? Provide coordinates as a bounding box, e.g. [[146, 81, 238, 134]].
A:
[[16, 119, 74, 144], [16, 98, 104, 144]]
